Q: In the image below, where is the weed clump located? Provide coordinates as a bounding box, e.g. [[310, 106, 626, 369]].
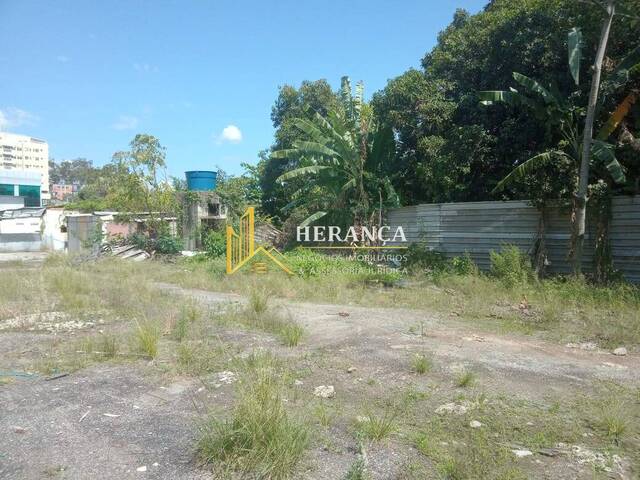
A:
[[134, 319, 160, 358], [198, 369, 309, 478], [412, 354, 432, 374], [490, 245, 535, 288]]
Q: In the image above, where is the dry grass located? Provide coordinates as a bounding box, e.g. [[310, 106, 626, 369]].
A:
[[148, 257, 640, 347]]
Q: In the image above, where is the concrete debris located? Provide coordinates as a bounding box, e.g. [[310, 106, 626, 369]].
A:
[[565, 342, 598, 351], [216, 371, 237, 385], [109, 245, 150, 261], [557, 443, 624, 473], [0, 312, 99, 332], [314, 385, 335, 398], [512, 449, 533, 458], [435, 402, 472, 415]]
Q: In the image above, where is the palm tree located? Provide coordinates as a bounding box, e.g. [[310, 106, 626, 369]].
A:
[[272, 77, 398, 231]]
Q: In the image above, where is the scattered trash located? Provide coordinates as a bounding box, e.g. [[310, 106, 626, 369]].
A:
[[45, 372, 70, 381], [12, 426, 27, 434], [347, 366, 357, 373], [314, 385, 335, 398], [294, 379, 304, 386], [337, 312, 350, 317], [103, 413, 120, 418], [469, 420, 482, 428], [612, 347, 628, 356], [136, 465, 147, 472]]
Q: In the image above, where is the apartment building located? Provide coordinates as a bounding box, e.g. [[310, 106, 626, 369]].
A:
[[0, 132, 50, 203]]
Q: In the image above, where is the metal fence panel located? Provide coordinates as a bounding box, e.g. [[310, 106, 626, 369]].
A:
[[387, 196, 640, 283]]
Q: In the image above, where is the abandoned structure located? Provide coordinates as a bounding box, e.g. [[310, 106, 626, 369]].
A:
[[181, 171, 226, 250]]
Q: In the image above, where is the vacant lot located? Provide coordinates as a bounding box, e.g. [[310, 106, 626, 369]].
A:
[[1, 256, 639, 479]]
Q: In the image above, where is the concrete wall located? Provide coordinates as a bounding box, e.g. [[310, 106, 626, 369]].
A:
[[67, 215, 98, 253], [387, 196, 640, 283]]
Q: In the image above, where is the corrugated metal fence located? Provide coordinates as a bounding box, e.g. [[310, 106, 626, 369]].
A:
[[387, 196, 640, 283]]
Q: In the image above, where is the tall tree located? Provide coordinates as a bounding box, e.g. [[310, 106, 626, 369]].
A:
[[272, 77, 398, 231], [575, 0, 616, 274]]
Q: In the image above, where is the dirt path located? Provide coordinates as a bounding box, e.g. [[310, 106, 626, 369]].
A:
[[2, 282, 638, 479], [156, 283, 640, 392]]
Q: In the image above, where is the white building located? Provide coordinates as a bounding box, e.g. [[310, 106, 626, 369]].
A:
[[0, 132, 50, 203]]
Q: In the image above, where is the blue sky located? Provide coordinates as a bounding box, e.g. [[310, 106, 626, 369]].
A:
[[0, 0, 486, 178]]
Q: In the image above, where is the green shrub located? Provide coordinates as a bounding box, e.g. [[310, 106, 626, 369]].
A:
[[126, 230, 182, 255], [202, 228, 226, 258], [490, 245, 534, 287], [451, 252, 478, 276], [155, 233, 183, 254], [404, 244, 449, 274]]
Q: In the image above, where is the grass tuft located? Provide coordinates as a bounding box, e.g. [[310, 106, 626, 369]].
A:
[[134, 319, 160, 358], [248, 288, 271, 315], [456, 370, 475, 388], [412, 354, 432, 374], [280, 323, 304, 347], [357, 407, 397, 441], [198, 369, 308, 478]]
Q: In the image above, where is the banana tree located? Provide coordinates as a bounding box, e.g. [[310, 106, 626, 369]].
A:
[[479, 25, 639, 274], [272, 77, 398, 231], [479, 52, 628, 190]]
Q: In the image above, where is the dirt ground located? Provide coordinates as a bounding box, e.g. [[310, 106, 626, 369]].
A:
[[1, 281, 639, 479]]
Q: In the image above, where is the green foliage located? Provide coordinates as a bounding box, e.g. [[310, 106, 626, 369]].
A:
[[490, 245, 535, 287], [126, 224, 182, 255], [201, 228, 226, 258], [272, 76, 398, 228], [451, 252, 479, 276], [155, 233, 183, 254], [404, 245, 449, 275]]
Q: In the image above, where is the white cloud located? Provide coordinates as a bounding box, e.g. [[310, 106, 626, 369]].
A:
[[56, 55, 71, 63], [133, 63, 159, 73], [0, 107, 39, 131], [217, 124, 243, 144], [112, 115, 139, 130]]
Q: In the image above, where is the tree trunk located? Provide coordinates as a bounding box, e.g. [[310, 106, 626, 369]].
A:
[[574, 0, 616, 275]]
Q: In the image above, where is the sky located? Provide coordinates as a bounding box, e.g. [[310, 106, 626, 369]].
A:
[[0, 0, 487, 179]]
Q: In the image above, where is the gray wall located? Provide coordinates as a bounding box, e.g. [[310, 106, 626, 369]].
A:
[[67, 215, 99, 254], [0, 233, 42, 252], [387, 196, 640, 283]]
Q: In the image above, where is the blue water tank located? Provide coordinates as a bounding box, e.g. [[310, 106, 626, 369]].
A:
[[185, 171, 217, 191]]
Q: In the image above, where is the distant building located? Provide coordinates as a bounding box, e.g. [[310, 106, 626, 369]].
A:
[[0, 132, 50, 203], [51, 182, 80, 201], [0, 170, 42, 208]]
